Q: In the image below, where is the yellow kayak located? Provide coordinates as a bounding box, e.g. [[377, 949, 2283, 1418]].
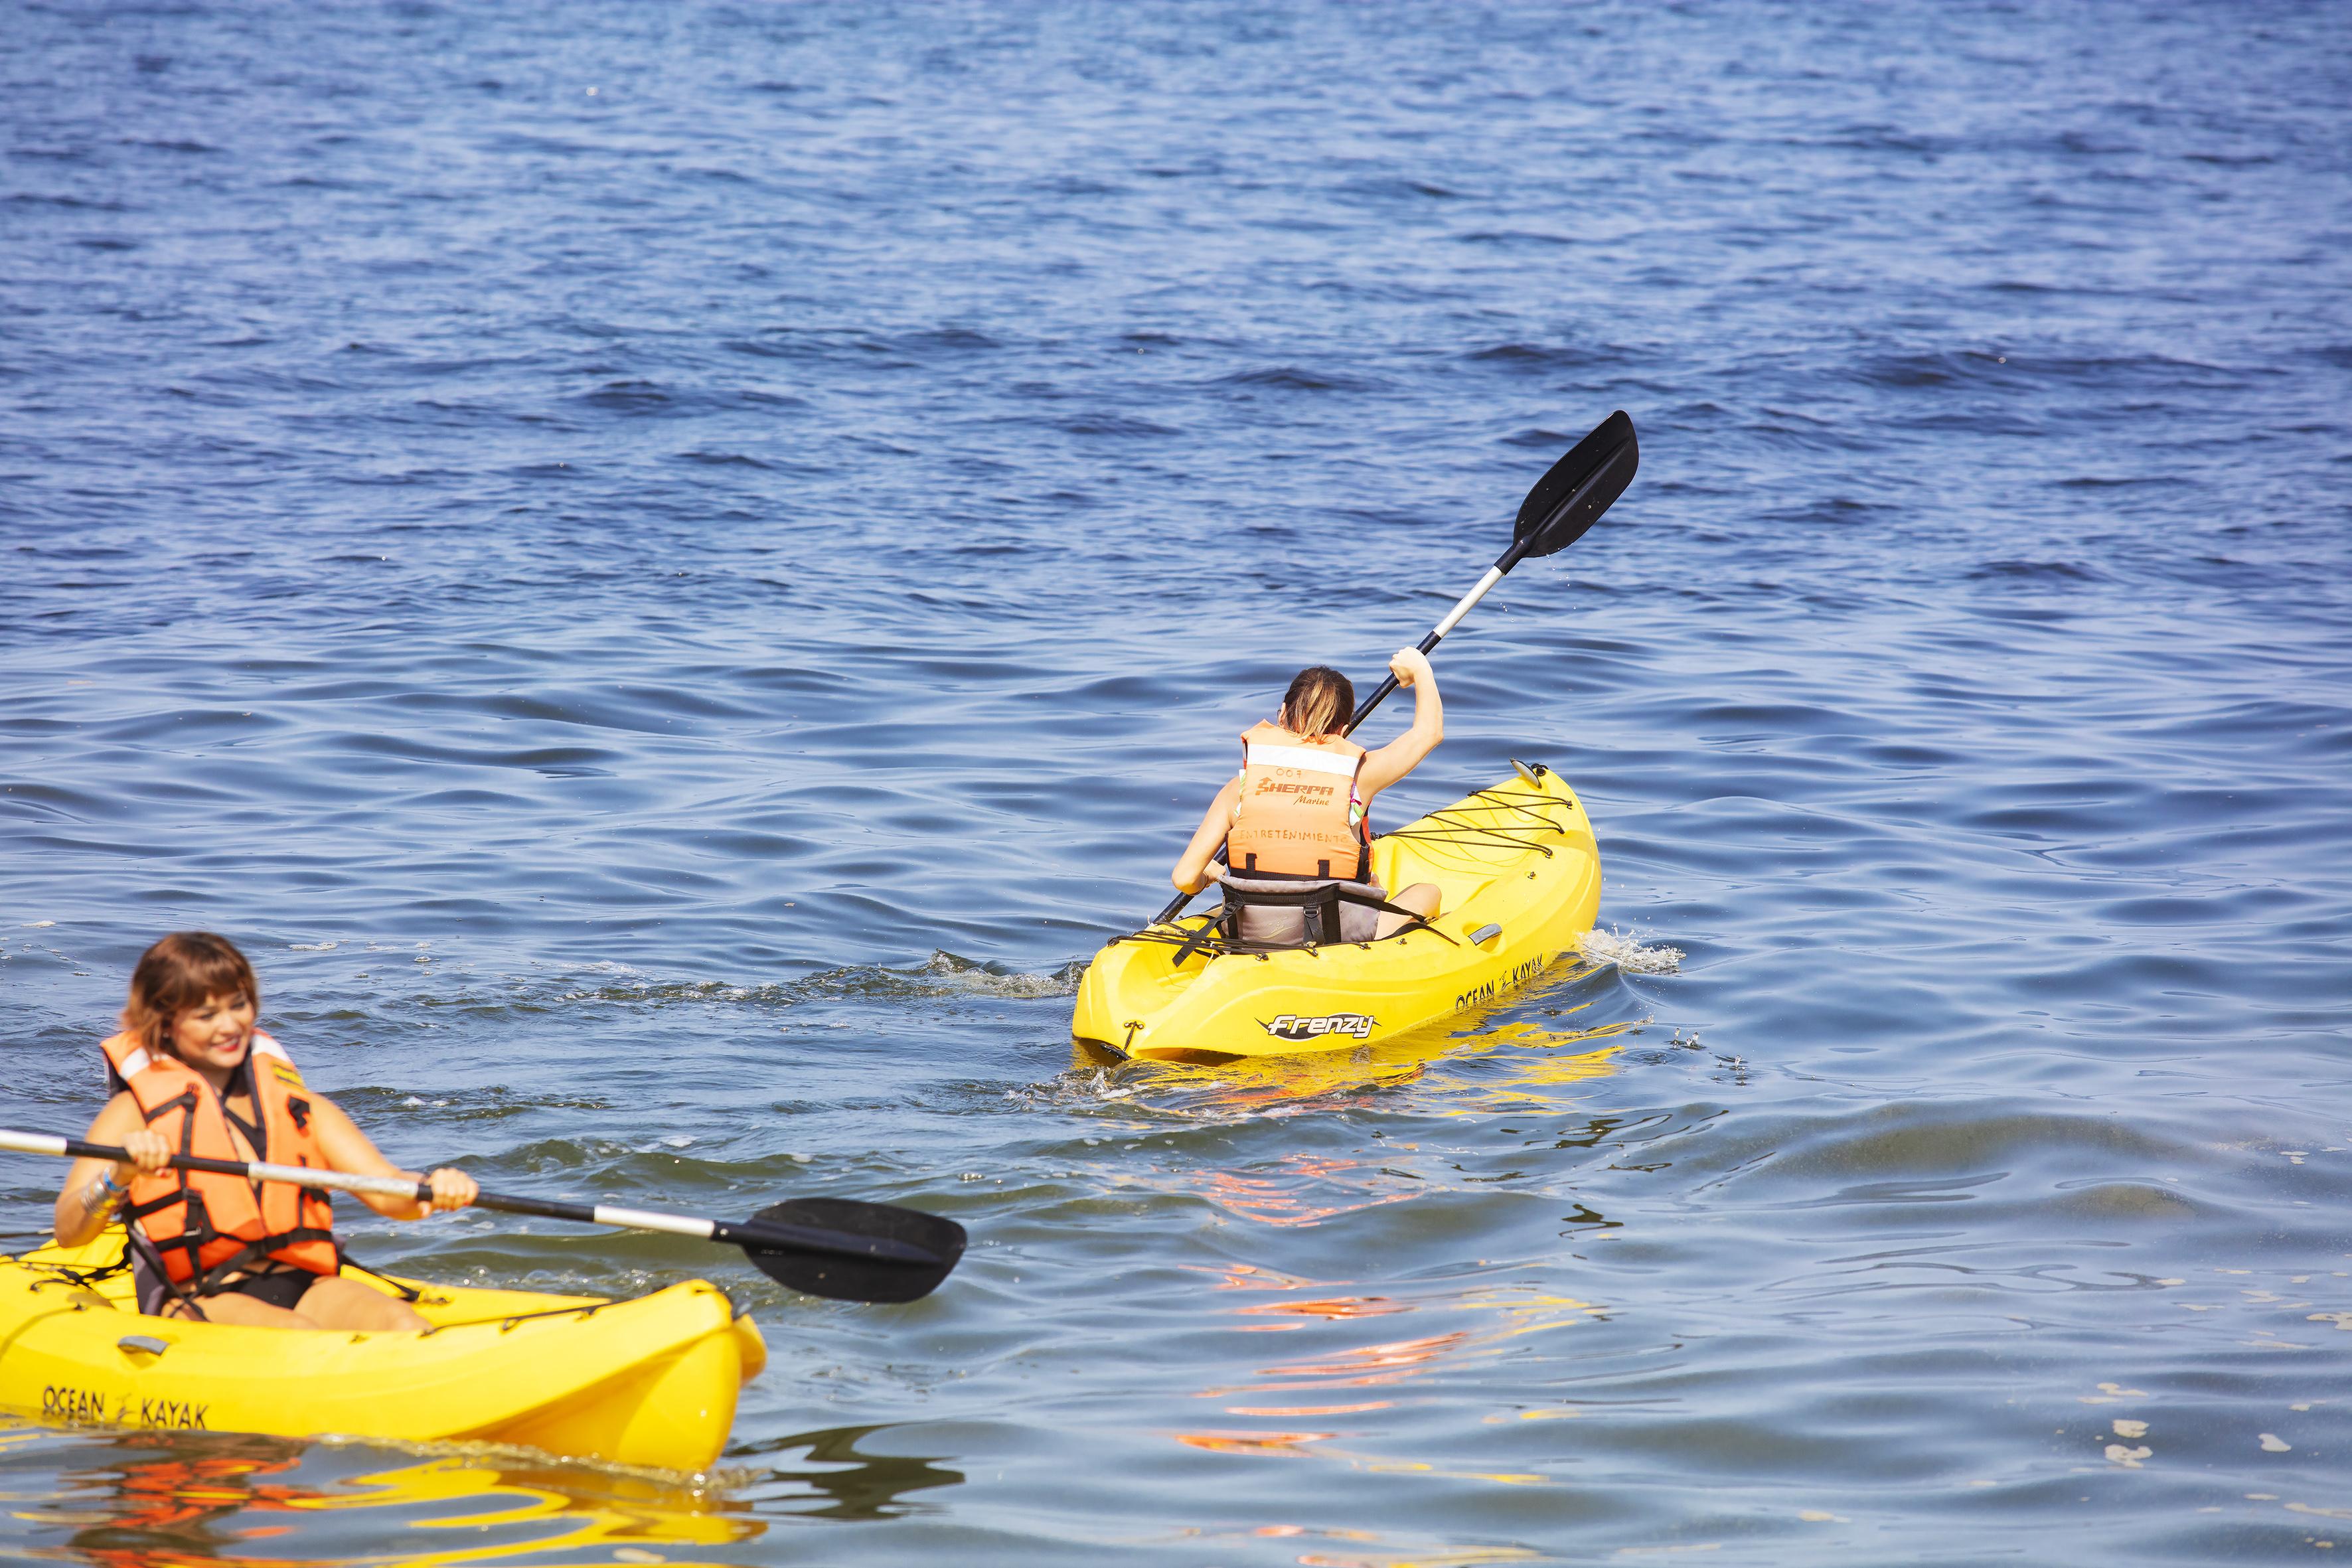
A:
[[0, 1227, 765, 1472], [1073, 761, 1602, 1062]]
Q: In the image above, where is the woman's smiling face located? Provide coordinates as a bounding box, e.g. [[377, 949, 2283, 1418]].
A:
[[168, 989, 256, 1072]]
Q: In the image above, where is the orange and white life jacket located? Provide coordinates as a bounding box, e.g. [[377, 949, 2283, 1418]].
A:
[[1226, 720, 1371, 881], [100, 1028, 338, 1292]]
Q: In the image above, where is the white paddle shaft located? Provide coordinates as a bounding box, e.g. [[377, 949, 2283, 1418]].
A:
[[1, 1128, 723, 1239], [0, 1130, 68, 1158], [1429, 564, 1508, 641]]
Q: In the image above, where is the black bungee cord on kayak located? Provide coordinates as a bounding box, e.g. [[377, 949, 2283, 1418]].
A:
[[1377, 777, 1581, 856]]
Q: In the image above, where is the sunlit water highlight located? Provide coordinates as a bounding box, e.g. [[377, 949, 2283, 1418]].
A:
[[4, 1, 2351, 1563]]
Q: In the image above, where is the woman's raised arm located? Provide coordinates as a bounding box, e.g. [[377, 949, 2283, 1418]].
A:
[[1358, 649, 1443, 799]]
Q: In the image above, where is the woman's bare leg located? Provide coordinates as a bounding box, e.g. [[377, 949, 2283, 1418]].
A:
[[160, 1277, 426, 1332], [295, 1275, 430, 1332], [160, 1291, 312, 1328], [1375, 882, 1441, 939]]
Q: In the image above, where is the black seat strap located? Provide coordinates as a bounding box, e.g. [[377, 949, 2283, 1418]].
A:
[[1215, 881, 1459, 948]]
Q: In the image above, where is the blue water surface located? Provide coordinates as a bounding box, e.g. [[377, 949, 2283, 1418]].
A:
[[4, 2, 2351, 1563]]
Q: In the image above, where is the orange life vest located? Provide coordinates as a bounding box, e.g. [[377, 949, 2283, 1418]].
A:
[[100, 1028, 339, 1293], [1226, 720, 1371, 880]]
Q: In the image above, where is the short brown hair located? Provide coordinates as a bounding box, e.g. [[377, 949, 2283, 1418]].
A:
[[1280, 666, 1356, 739], [121, 933, 259, 1058]]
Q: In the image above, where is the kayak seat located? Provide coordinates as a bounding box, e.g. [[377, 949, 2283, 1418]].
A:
[[1206, 879, 1454, 954]]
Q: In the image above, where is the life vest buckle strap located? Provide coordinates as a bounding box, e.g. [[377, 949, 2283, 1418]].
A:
[[186, 1227, 339, 1298], [139, 1089, 198, 1127]]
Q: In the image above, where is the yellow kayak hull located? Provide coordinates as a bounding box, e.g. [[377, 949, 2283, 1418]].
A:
[[0, 1229, 767, 1472], [1073, 763, 1602, 1061]]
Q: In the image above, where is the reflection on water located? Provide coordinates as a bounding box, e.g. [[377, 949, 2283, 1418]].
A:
[[1083, 1021, 1628, 1227], [1201, 1280, 1605, 1399], [723, 1426, 962, 1522], [1422, 1025, 1628, 1119], [1142, 1154, 1427, 1229], [1176, 1263, 1605, 1481], [0, 1421, 961, 1566], [1083, 1000, 1630, 1125], [3, 1428, 759, 1567], [1180, 1526, 1541, 1568]]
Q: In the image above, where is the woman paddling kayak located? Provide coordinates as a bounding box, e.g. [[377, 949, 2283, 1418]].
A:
[[1168, 649, 1446, 945], [51, 931, 477, 1331]]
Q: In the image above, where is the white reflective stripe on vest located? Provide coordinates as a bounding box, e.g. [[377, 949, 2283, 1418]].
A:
[[115, 1046, 155, 1080], [1242, 742, 1360, 778], [250, 1031, 291, 1061]]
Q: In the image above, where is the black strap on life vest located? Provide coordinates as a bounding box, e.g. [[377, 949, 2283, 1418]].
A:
[[183, 1231, 341, 1299], [122, 1083, 337, 1301], [218, 1055, 266, 1162]]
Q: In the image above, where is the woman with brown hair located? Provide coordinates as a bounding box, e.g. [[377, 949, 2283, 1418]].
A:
[[1169, 649, 1445, 945], [52, 931, 476, 1330]]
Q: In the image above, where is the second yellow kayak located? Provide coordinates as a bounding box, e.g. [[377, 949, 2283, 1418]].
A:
[[1073, 761, 1602, 1062], [0, 1228, 765, 1472]]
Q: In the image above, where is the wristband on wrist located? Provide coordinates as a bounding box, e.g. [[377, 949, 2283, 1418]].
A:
[[84, 1172, 126, 1215]]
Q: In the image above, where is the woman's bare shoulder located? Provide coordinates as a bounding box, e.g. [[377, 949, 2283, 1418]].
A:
[[85, 1090, 143, 1138]]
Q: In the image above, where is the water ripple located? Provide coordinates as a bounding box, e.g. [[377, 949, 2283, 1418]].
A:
[[4, 0, 2351, 1563]]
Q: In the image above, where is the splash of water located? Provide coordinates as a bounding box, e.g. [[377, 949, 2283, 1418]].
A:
[[1576, 926, 1682, 975]]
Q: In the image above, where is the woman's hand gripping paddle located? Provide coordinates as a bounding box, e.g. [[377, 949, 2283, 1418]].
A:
[[1150, 409, 1639, 926], [1, 1128, 965, 1305]]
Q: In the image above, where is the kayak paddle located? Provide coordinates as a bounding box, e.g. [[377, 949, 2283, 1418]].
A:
[[1151, 409, 1638, 925], [1, 1128, 965, 1305]]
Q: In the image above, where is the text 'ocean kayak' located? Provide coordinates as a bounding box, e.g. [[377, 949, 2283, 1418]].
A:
[[1074, 761, 1601, 1062], [0, 1228, 765, 1472]]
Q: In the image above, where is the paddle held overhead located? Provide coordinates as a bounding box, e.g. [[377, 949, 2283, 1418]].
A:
[[1151, 410, 1638, 925]]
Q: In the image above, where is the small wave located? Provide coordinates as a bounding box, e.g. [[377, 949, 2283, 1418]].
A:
[[676, 449, 776, 469], [578, 380, 672, 412], [538, 952, 1081, 1010], [1966, 558, 2104, 583], [1466, 342, 1620, 369], [919, 950, 1083, 999], [1214, 365, 1372, 393], [1454, 228, 1575, 247], [1057, 413, 1178, 438], [1577, 927, 1682, 975]]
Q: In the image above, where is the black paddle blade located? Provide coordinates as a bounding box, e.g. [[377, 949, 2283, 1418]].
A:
[[1514, 410, 1638, 559], [744, 1198, 967, 1304]]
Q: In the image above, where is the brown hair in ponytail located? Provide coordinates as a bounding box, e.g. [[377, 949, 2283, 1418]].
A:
[[1279, 666, 1356, 740]]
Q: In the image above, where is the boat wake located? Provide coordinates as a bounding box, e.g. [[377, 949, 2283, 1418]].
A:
[[915, 950, 1085, 999]]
